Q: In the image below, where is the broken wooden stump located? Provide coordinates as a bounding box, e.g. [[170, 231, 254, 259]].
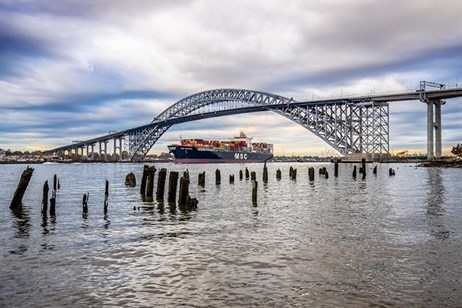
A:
[[389, 168, 396, 176], [229, 174, 235, 184], [125, 172, 136, 187], [263, 162, 268, 183], [353, 166, 357, 179], [198, 171, 205, 187], [250, 171, 256, 181], [308, 167, 315, 181], [156, 168, 167, 200], [167, 171, 179, 203], [215, 169, 221, 185], [245, 167, 250, 180], [373, 165, 377, 175], [239, 170, 243, 181], [361, 158, 366, 179], [289, 166, 297, 180], [9, 166, 34, 210], [41, 180, 49, 216], [252, 180, 258, 205], [178, 174, 190, 207], [145, 166, 156, 200], [104, 180, 109, 214], [276, 168, 281, 180], [49, 191, 56, 216], [334, 160, 339, 177], [82, 193, 89, 215]]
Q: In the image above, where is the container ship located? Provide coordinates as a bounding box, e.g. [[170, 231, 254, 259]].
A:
[[168, 132, 273, 163]]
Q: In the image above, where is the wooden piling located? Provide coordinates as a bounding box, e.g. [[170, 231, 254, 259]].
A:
[[215, 169, 221, 185], [252, 180, 258, 205], [156, 168, 167, 199], [229, 174, 235, 184], [353, 166, 357, 179], [53, 174, 57, 191], [276, 168, 282, 180], [82, 193, 89, 214], [263, 162, 268, 183], [49, 191, 56, 216], [104, 180, 109, 214], [361, 158, 366, 178], [178, 175, 190, 207], [325, 170, 329, 179], [245, 167, 249, 179], [57, 179, 60, 190], [250, 171, 256, 181], [389, 168, 395, 176], [167, 171, 179, 203], [308, 167, 315, 181], [334, 160, 339, 177], [239, 170, 243, 181], [42, 180, 49, 215], [9, 167, 34, 210], [146, 167, 156, 199], [289, 167, 297, 180], [373, 165, 377, 175], [125, 172, 136, 187], [140, 165, 149, 195], [198, 172, 205, 187], [186, 195, 199, 210]]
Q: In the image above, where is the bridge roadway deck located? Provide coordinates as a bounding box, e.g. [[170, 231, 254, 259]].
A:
[[45, 87, 462, 154]]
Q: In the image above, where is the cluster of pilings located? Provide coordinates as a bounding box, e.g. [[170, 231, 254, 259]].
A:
[[138, 165, 198, 210]]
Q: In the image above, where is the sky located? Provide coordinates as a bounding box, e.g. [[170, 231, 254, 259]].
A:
[[0, 0, 461, 156]]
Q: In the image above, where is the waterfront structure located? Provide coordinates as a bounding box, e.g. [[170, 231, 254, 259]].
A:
[[45, 84, 462, 161]]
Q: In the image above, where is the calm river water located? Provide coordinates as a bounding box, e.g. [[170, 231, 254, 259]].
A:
[[0, 162, 461, 307]]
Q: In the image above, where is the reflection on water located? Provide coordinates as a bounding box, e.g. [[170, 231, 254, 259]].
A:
[[0, 162, 461, 307]]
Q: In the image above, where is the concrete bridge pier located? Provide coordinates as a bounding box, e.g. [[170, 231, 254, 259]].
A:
[[426, 99, 444, 159]]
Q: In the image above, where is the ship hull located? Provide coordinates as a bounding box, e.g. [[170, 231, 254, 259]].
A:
[[169, 146, 272, 164]]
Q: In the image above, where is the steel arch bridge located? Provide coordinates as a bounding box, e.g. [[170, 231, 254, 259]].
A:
[[126, 89, 388, 160], [46, 88, 390, 161]]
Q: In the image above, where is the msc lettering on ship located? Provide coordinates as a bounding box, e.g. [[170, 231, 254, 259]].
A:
[[234, 153, 248, 160]]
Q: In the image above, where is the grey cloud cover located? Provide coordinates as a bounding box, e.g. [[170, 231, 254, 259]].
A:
[[0, 0, 461, 154]]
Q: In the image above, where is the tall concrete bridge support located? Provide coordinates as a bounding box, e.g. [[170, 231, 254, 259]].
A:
[[426, 99, 444, 158]]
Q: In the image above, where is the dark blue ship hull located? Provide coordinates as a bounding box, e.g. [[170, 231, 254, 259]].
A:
[[168, 146, 272, 163]]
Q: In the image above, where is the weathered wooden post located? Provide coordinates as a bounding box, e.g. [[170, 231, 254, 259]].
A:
[[373, 165, 377, 175], [179, 174, 190, 207], [146, 167, 156, 200], [198, 172, 205, 187], [125, 172, 136, 187], [53, 174, 57, 191], [140, 165, 150, 195], [104, 179, 109, 214], [57, 179, 60, 190], [239, 170, 243, 180], [49, 191, 56, 216], [389, 168, 395, 176], [215, 169, 221, 185], [42, 180, 49, 216], [250, 171, 256, 181], [156, 168, 167, 199], [325, 169, 329, 179], [186, 195, 199, 210], [263, 162, 268, 183], [353, 166, 357, 179], [9, 167, 34, 210], [276, 168, 282, 180], [334, 160, 339, 177], [245, 167, 250, 180], [290, 167, 297, 180], [229, 174, 235, 184], [308, 167, 315, 181], [252, 180, 258, 205], [361, 158, 366, 179], [82, 193, 89, 214], [167, 171, 179, 203]]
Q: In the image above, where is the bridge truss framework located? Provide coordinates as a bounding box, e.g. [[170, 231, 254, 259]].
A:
[[47, 89, 391, 161]]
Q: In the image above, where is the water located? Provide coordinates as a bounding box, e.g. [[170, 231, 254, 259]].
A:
[[1, 162, 461, 307]]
